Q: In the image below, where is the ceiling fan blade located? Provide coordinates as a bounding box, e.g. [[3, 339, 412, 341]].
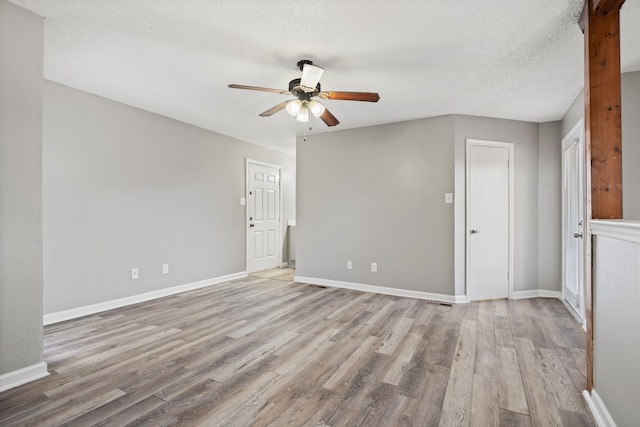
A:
[[319, 91, 380, 102], [259, 101, 290, 117], [228, 84, 290, 95], [319, 108, 340, 127], [300, 63, 324, 93]]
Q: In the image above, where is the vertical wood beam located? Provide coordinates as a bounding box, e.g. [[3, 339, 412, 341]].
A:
[[584, 1, 623, 220], [583, 0, 625, 393]]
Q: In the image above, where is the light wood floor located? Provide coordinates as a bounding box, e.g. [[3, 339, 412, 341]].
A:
[[0, 269, 593, 426]]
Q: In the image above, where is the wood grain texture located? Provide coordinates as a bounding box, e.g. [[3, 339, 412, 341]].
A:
[[0, 268, 593, 426], [584, 0, 624, 220]]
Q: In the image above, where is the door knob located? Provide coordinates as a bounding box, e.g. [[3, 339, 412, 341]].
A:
[[470, 229, 480, 235], [249, 224, 255, 228], [573, 232, 582, 238]]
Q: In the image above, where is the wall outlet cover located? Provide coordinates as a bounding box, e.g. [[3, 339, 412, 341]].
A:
[[131, 268, 139, 280], [445, 193, 454, 204]]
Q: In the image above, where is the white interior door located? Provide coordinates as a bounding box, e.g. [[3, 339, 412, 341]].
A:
[[467, 140, 513, 301], [562, 121, 586, 324], [247, 160, 281, 273]]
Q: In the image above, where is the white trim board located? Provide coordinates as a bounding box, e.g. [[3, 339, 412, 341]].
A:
[[44, 271, 248, 325], [294, 276, 467, 304], [590, 220, 640, 244], [0, 362, 49, 393], [511, 290, 562, 300], [583, 389, 617, 427]]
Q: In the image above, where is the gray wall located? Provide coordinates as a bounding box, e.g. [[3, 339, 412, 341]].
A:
[[561, 90, 584, 137], [298, 114, 553, 297], [537, 121, 562, 291], [452, 115, 542, 295], [560, 70, 640, 220], [296, 116, 456, 295], [0, 1, 44, 375], [592, 235, 640, 427], [43, 81, 295, 314], [621, 71, 640, 219]]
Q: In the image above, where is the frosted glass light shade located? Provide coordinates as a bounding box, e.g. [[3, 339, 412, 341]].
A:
[[300, 64, 324, 92], [309, 100, 325, 117], [286, 99, 302, 116], [296, 105, 309, 122]]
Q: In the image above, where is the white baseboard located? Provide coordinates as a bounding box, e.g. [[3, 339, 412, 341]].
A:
[[44, 271, 248, 325], [583, 389, 617, 427], [512, 289, 561, 300], [0, 361, 49, 392], [294, 276, 464, 304]]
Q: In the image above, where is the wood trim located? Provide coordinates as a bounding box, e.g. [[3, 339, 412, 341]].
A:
[[44, 271, 248, 325], [591, 0, 626, 15], [590, 220, 640, 244], [579, 0, 625, 32], [294, 275, 467, 304], [0, 362, 49, 393], [584, 4, 623, 220], [582, 0, 626, 393]]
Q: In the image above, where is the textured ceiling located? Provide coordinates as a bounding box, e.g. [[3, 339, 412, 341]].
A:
[[9, 0, 640, 155]]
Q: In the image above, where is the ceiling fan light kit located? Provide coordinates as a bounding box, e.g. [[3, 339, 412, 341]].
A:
[[228, 59, 380, 127], [286, 99, 302, 116]]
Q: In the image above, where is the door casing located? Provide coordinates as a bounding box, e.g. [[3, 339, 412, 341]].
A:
[[561, 119, 586, 327], [465, 138, 514, 302]]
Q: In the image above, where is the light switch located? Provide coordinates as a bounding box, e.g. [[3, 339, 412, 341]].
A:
[[445, 193, 453, 204], [240, 197, 246, 206]]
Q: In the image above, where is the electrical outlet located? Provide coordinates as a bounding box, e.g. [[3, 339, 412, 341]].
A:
[[371, 262, 377, 272], [347, 260, 353, 269], [162, 264, 169, 274], [131, 268, 139, 280], [445, 193, 453, 204]]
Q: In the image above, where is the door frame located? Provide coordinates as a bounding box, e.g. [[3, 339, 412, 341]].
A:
[[465, 138, 514, 302], [245, 158, 283, 273], [561, 119, 586, 327]]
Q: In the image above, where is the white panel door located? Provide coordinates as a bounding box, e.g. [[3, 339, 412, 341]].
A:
[[247, 161, 281, 273], [562, 122, 585, 323], [467, 141, 512, 301]]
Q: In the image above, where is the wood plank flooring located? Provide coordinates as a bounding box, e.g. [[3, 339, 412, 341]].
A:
[[0, 269, 593, 426]]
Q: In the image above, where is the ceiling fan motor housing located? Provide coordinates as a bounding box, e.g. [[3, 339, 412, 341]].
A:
[[288, 78, 320, 99], [297, 59, 314, 71]]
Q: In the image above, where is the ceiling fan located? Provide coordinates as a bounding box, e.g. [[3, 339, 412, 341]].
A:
[[228, 59, 380, 127]]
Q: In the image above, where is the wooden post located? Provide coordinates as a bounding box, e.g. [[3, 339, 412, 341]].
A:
[[582, 0, 625, 392], [584, 0, 624, 219]]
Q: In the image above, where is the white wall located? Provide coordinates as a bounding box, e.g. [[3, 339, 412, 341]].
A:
[[43, 81, 295, 315], [591, 229, 640, 427], [0, 0, 45, 378]]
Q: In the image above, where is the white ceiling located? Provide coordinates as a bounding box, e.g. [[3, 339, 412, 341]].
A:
[[9, 0, 640, 155]]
